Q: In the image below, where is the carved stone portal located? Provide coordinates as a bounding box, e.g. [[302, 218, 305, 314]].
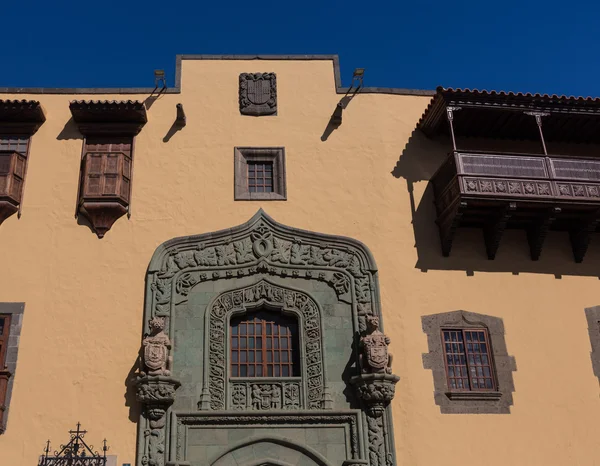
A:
[[239, 73, 277, 116], [138, 210, 398, 466]]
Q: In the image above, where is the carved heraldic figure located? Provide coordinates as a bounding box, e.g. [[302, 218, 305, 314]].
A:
[[360, 316, 392, 374], [142, 317, 172, 376]]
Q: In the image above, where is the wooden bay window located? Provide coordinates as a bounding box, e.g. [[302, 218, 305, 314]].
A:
[[70, 101, 146, 237]]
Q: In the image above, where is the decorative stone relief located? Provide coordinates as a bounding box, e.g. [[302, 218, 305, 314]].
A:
[[359, 316, 392, 375], [230, 381, 301, 410], [150, 211, 375, 330], [352, 315, 399, 418], [205, 280, 323, 411], [139, 210, 396, 466], [136, 317, 180, 466], [141, 317, 172, 377], [239, 73, 277, 116]]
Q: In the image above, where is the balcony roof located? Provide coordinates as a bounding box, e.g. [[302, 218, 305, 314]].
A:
[[0, 99, 46, 134], [418, 87, 600, 144], [69, 100, 147, 135]]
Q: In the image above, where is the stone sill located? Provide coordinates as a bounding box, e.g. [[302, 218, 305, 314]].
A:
[[445, 391, 502, 401]]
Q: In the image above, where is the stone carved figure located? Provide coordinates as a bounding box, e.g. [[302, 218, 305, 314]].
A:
[[250, 384, 282, 410], [251, 385, 262, 410], [272, 385, 281, 409], [141, 317, 172, 376], [359, 316, 392, 374]]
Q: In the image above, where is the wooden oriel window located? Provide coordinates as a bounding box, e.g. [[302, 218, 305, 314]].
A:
[[230, 310, 300, 377], [0, 136, 29, 205], [81, 137, 132, 202], [248, 162, 274, 193], [442, 328, 496, 391]]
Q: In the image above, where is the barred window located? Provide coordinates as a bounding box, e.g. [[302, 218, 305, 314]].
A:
[[248, 162, 274, 193], [442, 328, 496, 391], [230, 311, 300, 377]]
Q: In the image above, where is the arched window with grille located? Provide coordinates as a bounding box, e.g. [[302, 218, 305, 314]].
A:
[[230, 310, 300, 377]]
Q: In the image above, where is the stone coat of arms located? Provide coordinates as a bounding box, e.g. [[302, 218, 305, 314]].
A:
[[239, 72, 277, 116], [141, 317, 172, 376], [359, 316, 392, 374]]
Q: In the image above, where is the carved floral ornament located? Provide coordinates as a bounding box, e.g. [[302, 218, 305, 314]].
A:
[[205, 279, 325, 411], [148, 210, 378, 328], [137, 211, 399, 466]]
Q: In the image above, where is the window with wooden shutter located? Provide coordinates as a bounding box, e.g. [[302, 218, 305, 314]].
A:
[[82, 137, 132, 203], [0, 136, 30, 225], [76, 136, 134, 238], [69, 100, 146, 238]]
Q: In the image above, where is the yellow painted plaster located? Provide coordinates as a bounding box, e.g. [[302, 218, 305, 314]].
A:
[[0, 58, 599, 466]]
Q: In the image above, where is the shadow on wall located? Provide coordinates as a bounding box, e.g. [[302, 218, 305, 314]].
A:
[[56, 117, 83, 140], [392, 130, 600, 278]]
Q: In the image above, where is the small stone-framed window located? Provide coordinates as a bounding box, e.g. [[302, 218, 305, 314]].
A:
[[230, 310, 300, 377], [422, 310, 516, 414], [234, 147, 286, 201]]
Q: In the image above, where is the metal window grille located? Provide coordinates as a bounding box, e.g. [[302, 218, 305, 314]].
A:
[[230, 310, 299, 377], [248, 162, 274, 193], [442, 328, 496, 391]]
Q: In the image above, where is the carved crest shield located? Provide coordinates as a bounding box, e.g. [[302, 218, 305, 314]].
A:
[[239, 73, 277, 116], [247, 79, 271, 105], [144, 342, 167, 371], [367, 344, 388, 370]]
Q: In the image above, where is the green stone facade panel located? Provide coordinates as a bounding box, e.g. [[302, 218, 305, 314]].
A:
[[135, 211, 398, 466]]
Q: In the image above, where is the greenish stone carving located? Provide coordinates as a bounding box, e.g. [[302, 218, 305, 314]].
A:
[[137, 211, 397, 466]]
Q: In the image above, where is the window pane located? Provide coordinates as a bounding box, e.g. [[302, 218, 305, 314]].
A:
[[231, 366, 238, 377], [230, 310, 300, 378]]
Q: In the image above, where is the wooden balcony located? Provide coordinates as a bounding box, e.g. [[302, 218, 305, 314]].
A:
[[432, 151, 600, 262]]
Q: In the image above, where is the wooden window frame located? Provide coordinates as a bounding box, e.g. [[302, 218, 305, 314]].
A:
[[441, 327, 497, 392], [230, 310, 300, 378], [0, 135, 31, 217]]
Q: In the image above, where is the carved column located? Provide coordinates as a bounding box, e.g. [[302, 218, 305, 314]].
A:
[[350, 316, 399, 466], [136, 317, 180, 466]]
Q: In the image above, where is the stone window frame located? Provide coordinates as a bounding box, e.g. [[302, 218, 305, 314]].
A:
[[0, 302, 24, 433], [422, 310, 516, 414], [234, 147, 286, 201], [585, 306, 600, 382]]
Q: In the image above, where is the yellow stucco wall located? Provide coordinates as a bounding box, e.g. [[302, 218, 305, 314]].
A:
[[1, 58, 600, 465]]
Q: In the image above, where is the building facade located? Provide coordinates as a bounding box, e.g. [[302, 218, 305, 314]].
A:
[[1, 56, 600, 466]]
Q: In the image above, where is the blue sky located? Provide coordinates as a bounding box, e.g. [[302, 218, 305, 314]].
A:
[[4, 1, 600, 96]]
